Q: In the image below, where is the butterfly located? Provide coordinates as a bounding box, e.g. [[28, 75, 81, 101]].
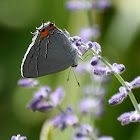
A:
[[21, 21, 80, 78]]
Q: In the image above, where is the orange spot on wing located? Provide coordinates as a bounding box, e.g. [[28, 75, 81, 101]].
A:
[[41, 29, 49, 39], [51, 24, 55, 30]]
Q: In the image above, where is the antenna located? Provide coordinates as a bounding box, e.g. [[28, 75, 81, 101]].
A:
[[42, 19, 44, 27], [67, 67, 80, 87], [73, 68, 80, 87], [67, 67, 72, 81]]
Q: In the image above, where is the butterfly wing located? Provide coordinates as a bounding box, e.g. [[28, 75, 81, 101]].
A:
[[21, 29, 74, 78]]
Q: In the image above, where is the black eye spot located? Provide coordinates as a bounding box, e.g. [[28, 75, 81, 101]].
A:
[[42, 29, 45, 32], [50, 23, 54, 26]]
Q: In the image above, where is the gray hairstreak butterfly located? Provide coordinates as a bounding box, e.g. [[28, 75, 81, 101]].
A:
[[21, 21, 81, 79]]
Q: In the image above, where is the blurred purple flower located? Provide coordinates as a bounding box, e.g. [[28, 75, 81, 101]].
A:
[[11, 134, 27, 140], [79, 26, 100, 43], [76, 62, 92, 74], [73, 123, 114, 140], [79, 98, 101, 114], [51, 106, 78, 130], [18, 78, 38, 88], [65, 1, 94, 11], [65, 0, 111, 11], [34, 86, 51, 99], [96, 0, 112, 11], [27, 97, 43, 111], [27, 86, 65, 112], [36, 102, 54, 112], [50, 87, 65, 106], [83, 85, 106, 97], [98, 136, 114, 140], [81, 124, 93, 135]]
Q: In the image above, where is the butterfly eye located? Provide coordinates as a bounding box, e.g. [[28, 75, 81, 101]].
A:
[[42, 29, 45, 32]]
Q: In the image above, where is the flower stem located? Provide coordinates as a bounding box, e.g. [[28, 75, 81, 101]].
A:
[[82, 42, 140, 114], [97, 53, 140, 114]]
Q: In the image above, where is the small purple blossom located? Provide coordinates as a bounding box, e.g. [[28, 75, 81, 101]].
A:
[[76, 45, 88, 56], [79, 98, 101, 114], [34, 86, 51, 99], [18, 78, 38, 88], [50, 87, 65, 106], [93, 67, 111, 75], [27, 97, 43, 111], [11, 134, 27, 140], [108, 92, 127, 106], [90, 56, 101, 66], [65, 1, 94, 11], [91, 42, 102, 55], [76, 62, 92, 74], [65, 0, 111, 11], [36, 102, 54, 112], [81, 124, 93, 135], [112, 63, 125, 74], [73, 124, 114, 140], [69, 36, 81, 42], [130, 76, 140, 89], [51, 106, 78, 130], [79, 26, 100, 43], [96, 0, 112, 11], [27, 86, 65, 112], [109, 86, 129, 106], [118, 109, 140, 125]]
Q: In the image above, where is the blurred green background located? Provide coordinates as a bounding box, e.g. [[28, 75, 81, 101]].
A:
[[0, 0, 140, 139]]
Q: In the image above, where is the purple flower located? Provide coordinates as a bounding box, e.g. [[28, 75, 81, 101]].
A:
[[27, 97, 43, 111], [34, 86, 51, 99], [93, 67, 111, 75], [50, 87, 65, 106], [65, 0, 111, 11], [108, 92, 127, 106], [27, 86, 65, 112], [91, 42, 102, 55], [76, 45, 88, 56], [79, 26, 100, 43], [11, 134, 27, 140], [76, 62, 92, 74], [112, 63, 125, 74], [83, 84, 106, 97], [130, 76, 140, 89], [51, 106, 78, 130], [73, 124, 93, 140], [109, 86, 129, 106], [96, 0, 112, 11], [118, 106, 140, 125], [18, 78, 38, 88], [69, 36, 81, 42], [79, 98, 101, 114], [36, 102, 54, 112], [65, 1, 94, 11], [81, 124, 93, 135], [90, 56, 101, 66]]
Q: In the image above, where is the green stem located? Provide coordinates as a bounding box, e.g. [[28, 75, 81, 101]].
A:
[[81, 42, 140, 114]]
